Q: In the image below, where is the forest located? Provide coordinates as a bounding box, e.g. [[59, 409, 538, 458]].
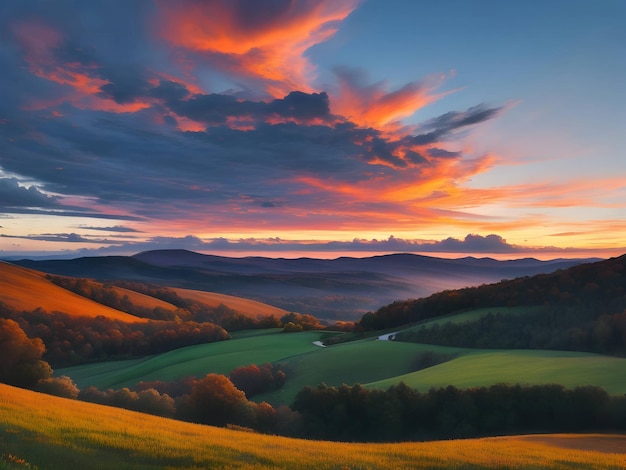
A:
[[357, 255, 626, 353], [0, 303, 228, 367]]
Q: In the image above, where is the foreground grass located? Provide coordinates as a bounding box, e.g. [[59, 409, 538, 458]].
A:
[[2, 384, 626, 469]]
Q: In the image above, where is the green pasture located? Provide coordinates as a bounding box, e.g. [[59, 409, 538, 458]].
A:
[[365, 349, 626, 394], [258, 339, 464, 405], [59, 330, 325, 389], [60, 326, 626, 408]]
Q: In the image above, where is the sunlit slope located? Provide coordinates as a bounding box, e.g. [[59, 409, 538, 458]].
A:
[[172, 287, 287, 318], [365, 349, 626, 394], [0, 261, 146, 323], [1, 384, 625, 470]]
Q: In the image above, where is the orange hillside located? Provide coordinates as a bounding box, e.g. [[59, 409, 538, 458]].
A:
[[0, 261, 147, 323], [81, 281, 179, 312], [171, 287, 287, 319]]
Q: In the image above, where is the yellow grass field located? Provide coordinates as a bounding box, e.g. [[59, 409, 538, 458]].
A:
[[0, 262, 146, 323], [1, 384, 625, 469], [172, 287, 287, 319]]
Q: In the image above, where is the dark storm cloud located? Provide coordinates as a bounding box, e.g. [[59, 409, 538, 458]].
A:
[[0, 95, 501, 222], [164, 88, 331, 124], [1, 233, 112, 243], [409, 105, 503, 145], [79, 225, 143, 233], [431, 234, 519, 253], [0, 178, 61, 209], [428, 148, 461, 159], [97, 70, 152, 104]]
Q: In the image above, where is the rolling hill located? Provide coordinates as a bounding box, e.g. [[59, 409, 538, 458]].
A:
[[0, 261, 146, 323], [58, 327, 626, 407], [2, 383, 625, 469], [170, 287, 288, 319], [10, 250, 596, 320]]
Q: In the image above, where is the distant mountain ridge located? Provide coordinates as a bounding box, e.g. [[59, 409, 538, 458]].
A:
[[10, 250, 601, 320]]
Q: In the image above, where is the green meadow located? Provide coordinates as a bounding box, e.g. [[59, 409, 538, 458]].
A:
[[60, 329, 325, 389], [366, 349, 626, 394], [59, 326, 626, 406]]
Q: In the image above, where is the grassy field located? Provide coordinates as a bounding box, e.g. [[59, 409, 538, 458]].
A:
[[59, 330, 326, 389], [2, 384, 626, 470], [366, 349, 626, 394], [258, 339, 463, 404], [60, 329, 626, 404]]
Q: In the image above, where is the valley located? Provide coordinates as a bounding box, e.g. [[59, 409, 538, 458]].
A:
[[1, 250, 626, 468]]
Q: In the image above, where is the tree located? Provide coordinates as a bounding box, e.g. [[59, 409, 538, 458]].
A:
[[229, 363, 285, 398], [0, 318, 52, 388], [35, 376, 79, 399], [186, 374, 254, 427]]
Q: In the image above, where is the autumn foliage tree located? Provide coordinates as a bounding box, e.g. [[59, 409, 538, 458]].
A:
[[185, 373, 255, 427], [229, 363, 286, 398], [0, 318, 52, 388]]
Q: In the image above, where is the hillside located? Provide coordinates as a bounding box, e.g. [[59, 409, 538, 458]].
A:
[[360, 254, 626, 331], [2, 383, 625, 469], [11, 250, 595, 320], [0, 262, 146, 323], [171, 287, 288, 319], [57, 327, 626, 408]]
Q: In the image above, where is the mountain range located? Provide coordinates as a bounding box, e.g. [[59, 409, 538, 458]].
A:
[[9, 250, 598, 320]]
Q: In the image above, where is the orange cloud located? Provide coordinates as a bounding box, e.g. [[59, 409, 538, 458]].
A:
[[332, 70, 455, 130], [155, 0, 360, 97], [12, 19, 150, 113]]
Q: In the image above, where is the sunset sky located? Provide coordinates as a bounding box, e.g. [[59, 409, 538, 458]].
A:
[[1, 0, 624, 259]]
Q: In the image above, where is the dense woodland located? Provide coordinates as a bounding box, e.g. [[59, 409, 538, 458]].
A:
[[396, 307, 626, 354], [357, 255, 626, 353], [292, 382, 626, 441]]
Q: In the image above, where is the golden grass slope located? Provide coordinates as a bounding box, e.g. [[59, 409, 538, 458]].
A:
[[1, 383, 625, 469], [0, 261, 146, 323], [171, 287, 287, 319]]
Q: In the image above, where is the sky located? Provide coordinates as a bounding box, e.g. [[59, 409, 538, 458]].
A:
[[0, 0, 624, 260]]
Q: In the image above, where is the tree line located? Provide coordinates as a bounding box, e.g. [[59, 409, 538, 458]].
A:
[[355, 255, 626, 350], [0, 303, 228, 367], [48, 276, 283, 330], [291, 382, 625, 441], [396, 307, 626, 355]]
